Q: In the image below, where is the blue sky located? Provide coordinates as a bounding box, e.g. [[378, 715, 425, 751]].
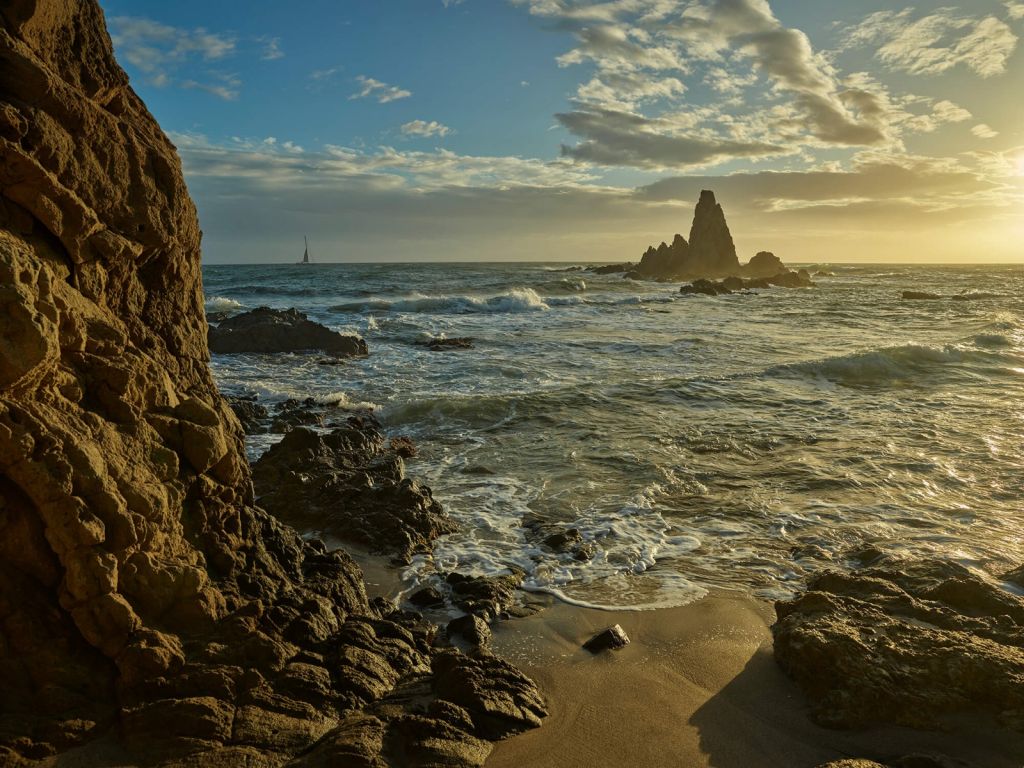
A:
[[99, 0, 1024, 263]]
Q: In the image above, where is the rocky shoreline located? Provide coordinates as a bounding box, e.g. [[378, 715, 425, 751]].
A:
[[1, 4, 1021, 768], [0, 5, 543, 765]]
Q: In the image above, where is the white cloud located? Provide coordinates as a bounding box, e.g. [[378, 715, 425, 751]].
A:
[[401, 120, 453, 138], [110, 16, 234, 76], [181, 72, 241, 101], [972, 124, 999, 139], [1006, 2, 1024, 20], [350, 75, 412, 103], [844, 8, 1018, 78], [260, 37, 284, 61]]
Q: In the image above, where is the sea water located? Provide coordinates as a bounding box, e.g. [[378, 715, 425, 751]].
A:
[[204, 262, 1024, 610]]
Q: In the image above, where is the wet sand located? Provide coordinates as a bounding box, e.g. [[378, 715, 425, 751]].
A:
[[486, 593, 1024, 768]]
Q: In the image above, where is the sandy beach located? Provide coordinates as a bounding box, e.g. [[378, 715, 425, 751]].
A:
[[486, 593, 1024, 768]]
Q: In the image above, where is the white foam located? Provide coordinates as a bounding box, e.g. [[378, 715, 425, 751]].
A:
[[205, 295, 244, 312]]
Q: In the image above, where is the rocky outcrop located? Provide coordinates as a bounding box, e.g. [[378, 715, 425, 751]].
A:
[[686, 190, 740, 276], [208, 307, 367, 356], [679, 271, 814, 295], [773, 558, 1024, 731], [632, 191, 800, 282], [743, 251, 784, 278], [251, 419, 457, 564], [0, 4, 542, 765]]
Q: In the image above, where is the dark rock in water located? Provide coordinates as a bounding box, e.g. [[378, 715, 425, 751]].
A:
[[448, 614, 492, 648], [951, 291, 1000, 301], [417, 336, 475, 351], [637, 234, 689, 279], [680, 278, 732, 296], [543, 528, 583, 552], [271, 397, 327, 433], [226, 395, 269, 434], [446, 571, 524, 621], [902, 291, 943, 300], [589, 262, 636, 275], [390, 435, 418, 458], [0, 4, 542, 765], [773, 558, 1024, 731], [743, 251, 784, 278], [208, 307, 368, 356], [584, 624, 630, 653], [206, 310, 231, 324], [252, 418, 457, 562], [409, 586, 446, 608], [431, 650, 548, 739], [766, 269, 814, 288]]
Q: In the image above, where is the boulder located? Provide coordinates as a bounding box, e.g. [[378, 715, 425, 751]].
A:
[[208, 307, 367, 356], [742, 251, 784, 278], [446, 571, 525, 622], [447, 614, 492, 648], [588, 262, 635, 275], [766, 269, 814, 288], [226, 395, 269, 434], [251, 419, 457, 563], [773, 558, 1024, 731], [417, 336, 474, 351], [583, 625, 630, 653], [680, 279, 731, 296], [0, 5, 543, 763]]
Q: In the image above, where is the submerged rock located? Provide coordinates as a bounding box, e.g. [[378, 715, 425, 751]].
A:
[[417, 336, 475, 351], [583, 625, 631, 653], [773, 558, 1024, 731], [252, 418, 457, 563], [902, 291, 942, 300], [208, 307, 368, 356], [680, 278, 733, 296]]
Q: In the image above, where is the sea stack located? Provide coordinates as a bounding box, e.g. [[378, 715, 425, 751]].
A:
[[634, 190, 741, 280], [686, 190, 740, 277], [0, 2, 542, 764]]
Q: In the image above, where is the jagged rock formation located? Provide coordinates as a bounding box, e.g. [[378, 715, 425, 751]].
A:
[[634, 190, 740, 279], [686, 190, 740, 276], [251, 420, 457, 564], [208, 307, 367, 356], [0, 3, 543, 765], [634, 190, 809, 281], [773, 558, 1024, 731]]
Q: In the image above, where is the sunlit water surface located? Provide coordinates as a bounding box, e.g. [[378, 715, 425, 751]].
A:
[[204, 262, 1024, 610]]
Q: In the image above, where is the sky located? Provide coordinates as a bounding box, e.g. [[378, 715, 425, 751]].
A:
[[97, 0, 1024, 264]]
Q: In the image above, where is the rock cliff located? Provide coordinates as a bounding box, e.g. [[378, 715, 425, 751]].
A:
[[0, 2, 542, 765]]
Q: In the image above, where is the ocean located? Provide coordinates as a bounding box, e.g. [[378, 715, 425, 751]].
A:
[[203, 262, 1024, 611]]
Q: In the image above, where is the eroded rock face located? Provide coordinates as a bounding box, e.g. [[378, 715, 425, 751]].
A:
[[773, 559, 1024, 731], [0, 4, 542, 764], [687, 190, 741, 277], [251, 420, 457, 563], [208, 307, 367, 356]]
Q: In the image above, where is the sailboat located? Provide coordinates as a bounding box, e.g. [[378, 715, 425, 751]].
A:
[[298, 235, 311, 264]]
